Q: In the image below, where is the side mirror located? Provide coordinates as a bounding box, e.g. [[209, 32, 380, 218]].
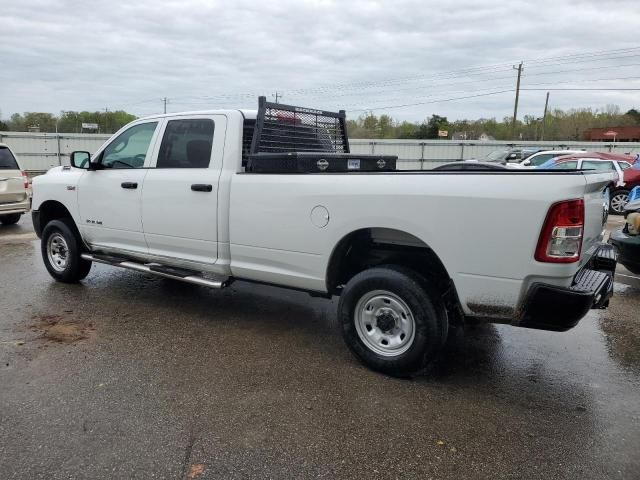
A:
[[522, 159, 531, 166], [70, 151, 91, 169]]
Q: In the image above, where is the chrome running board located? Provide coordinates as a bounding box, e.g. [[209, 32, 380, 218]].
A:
[[81, 253, 232, 289]]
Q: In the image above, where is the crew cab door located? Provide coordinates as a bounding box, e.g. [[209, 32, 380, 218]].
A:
[[141, 115, 225, 265], [77, 121, 160, 253]]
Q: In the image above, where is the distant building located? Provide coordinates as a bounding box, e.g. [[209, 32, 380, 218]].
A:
[[583, 127, 640, 142], [478, 133, 495, 142], [451, 132, 496, 141]]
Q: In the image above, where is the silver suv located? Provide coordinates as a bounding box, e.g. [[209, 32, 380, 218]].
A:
[[0, 143, 30, 225]]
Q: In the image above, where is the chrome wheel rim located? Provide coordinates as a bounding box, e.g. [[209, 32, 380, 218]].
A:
[[610, 193, 628, 214], [354, 290, 416, 357], [47, 233, 69, 272]]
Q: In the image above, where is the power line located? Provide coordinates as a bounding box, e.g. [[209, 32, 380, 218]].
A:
[[525, 46, 640, 65], [349, 90, 514, 112], [522, 88, 640, 91], [87, 46, 640, 115], [321, 73, 640, 110]]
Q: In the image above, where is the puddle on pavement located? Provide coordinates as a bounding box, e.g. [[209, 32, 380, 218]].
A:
[[598, 283, 640, 374], [29, 314, 96, 344]]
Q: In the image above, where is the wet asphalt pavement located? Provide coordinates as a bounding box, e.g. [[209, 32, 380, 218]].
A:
[[1, 216, 639, 479]]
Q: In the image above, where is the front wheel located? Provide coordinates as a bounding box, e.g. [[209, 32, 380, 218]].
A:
[[0, 213, 22, 225], [338, 266, 448, 377], [41, 219, 92, 283], [610, 190, 629, 215]]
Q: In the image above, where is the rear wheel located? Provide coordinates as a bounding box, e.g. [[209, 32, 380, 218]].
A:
[[610, 190, 629, 215], [339, 265, 448, 377], [0, 213, 21, 225], [41, 219, 92, 283]]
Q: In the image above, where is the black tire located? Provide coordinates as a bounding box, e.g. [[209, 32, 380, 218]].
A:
[[41, 218, 92, 283], [0, 213, 21, 225], [339, 265, 448, 377], [610, 189, 629, 215]]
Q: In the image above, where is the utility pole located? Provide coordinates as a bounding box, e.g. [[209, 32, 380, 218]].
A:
[[163, 97, 168, 114], [541, 91, 550, 141], [272, 92, 283, 104], [511, 61, 523, 139]]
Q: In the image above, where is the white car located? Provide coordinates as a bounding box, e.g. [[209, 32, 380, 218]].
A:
[[544, 156, 635, 213], [0, 143, 30, 225], [31, 97, 618, 376], [514, 150, 585, 168]]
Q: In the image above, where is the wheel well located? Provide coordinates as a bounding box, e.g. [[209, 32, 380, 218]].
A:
[[37, 201, 79, 238], [326, 228, 458, 308]]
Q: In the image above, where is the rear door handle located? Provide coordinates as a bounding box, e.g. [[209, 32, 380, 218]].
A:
[[191, 184, 213, 192], [121, 182, 138, 189]]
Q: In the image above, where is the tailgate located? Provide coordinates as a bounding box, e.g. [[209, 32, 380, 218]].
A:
[[0, 169, 27, 205], [580, 171, 615, 267]]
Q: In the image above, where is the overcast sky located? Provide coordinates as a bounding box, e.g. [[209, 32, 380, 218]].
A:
[[1, 0, 639, 122]]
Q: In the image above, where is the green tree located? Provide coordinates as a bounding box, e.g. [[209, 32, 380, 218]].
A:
[[626, 108, 640, 124]]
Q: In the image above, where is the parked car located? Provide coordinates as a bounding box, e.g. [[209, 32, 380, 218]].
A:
[[516, 149, 585, 168], [609, 186, 640, 274], [31, 97, 617, 377], [0, 143, 30, 225], [476, 147, 543, 164], [432, 161, 508, 171], [538, 153, 636, 214], [616, 161, 640, 213]]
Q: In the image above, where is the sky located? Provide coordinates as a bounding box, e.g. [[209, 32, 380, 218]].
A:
[[1, 0, 639, 123]]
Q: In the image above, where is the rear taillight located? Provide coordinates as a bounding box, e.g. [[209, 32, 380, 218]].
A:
[[21, 171, 29, 189], [535, 199, 584, 263]]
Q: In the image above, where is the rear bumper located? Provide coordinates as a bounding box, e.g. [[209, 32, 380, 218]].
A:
[[0, 198, 30, 215], [518, 244, 616, 332]]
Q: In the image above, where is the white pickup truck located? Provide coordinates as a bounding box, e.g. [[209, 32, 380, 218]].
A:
[[32, 98, 617, 376]]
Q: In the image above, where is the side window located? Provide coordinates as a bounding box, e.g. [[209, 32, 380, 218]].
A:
[[582, 161, 614, 171], [555, 161, 578, 170], [101, 122, 158, 169], [620, 162, 632, 170], [529, 153, 553, 166], [157, 119, 214, 168]]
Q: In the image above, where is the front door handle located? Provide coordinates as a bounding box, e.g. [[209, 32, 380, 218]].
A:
[[121, 182, 138, 189], [191, 184, 213, 192]]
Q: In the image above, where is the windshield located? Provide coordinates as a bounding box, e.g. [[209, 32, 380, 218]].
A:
[[0, 147, 19, 169], [538, 158, 563, 169], [528, 153, 556, 166], [482, 150, 508, 162]]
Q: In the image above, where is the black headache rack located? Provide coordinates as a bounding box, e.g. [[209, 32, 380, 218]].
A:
[[246, 96, 397, 173]]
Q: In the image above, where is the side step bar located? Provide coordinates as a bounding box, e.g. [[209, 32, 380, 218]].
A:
[[81, 253, 233, 289]]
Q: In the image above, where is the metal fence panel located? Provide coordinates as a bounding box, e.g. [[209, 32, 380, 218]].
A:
[[2, 132, 639, 172], [0, 132, 111, 171]]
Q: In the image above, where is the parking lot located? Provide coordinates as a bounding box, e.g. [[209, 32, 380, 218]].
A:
[[1, 215, 639, 479]]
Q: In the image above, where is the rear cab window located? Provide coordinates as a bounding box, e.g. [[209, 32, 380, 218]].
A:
[[0, 147, 19, 170]]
